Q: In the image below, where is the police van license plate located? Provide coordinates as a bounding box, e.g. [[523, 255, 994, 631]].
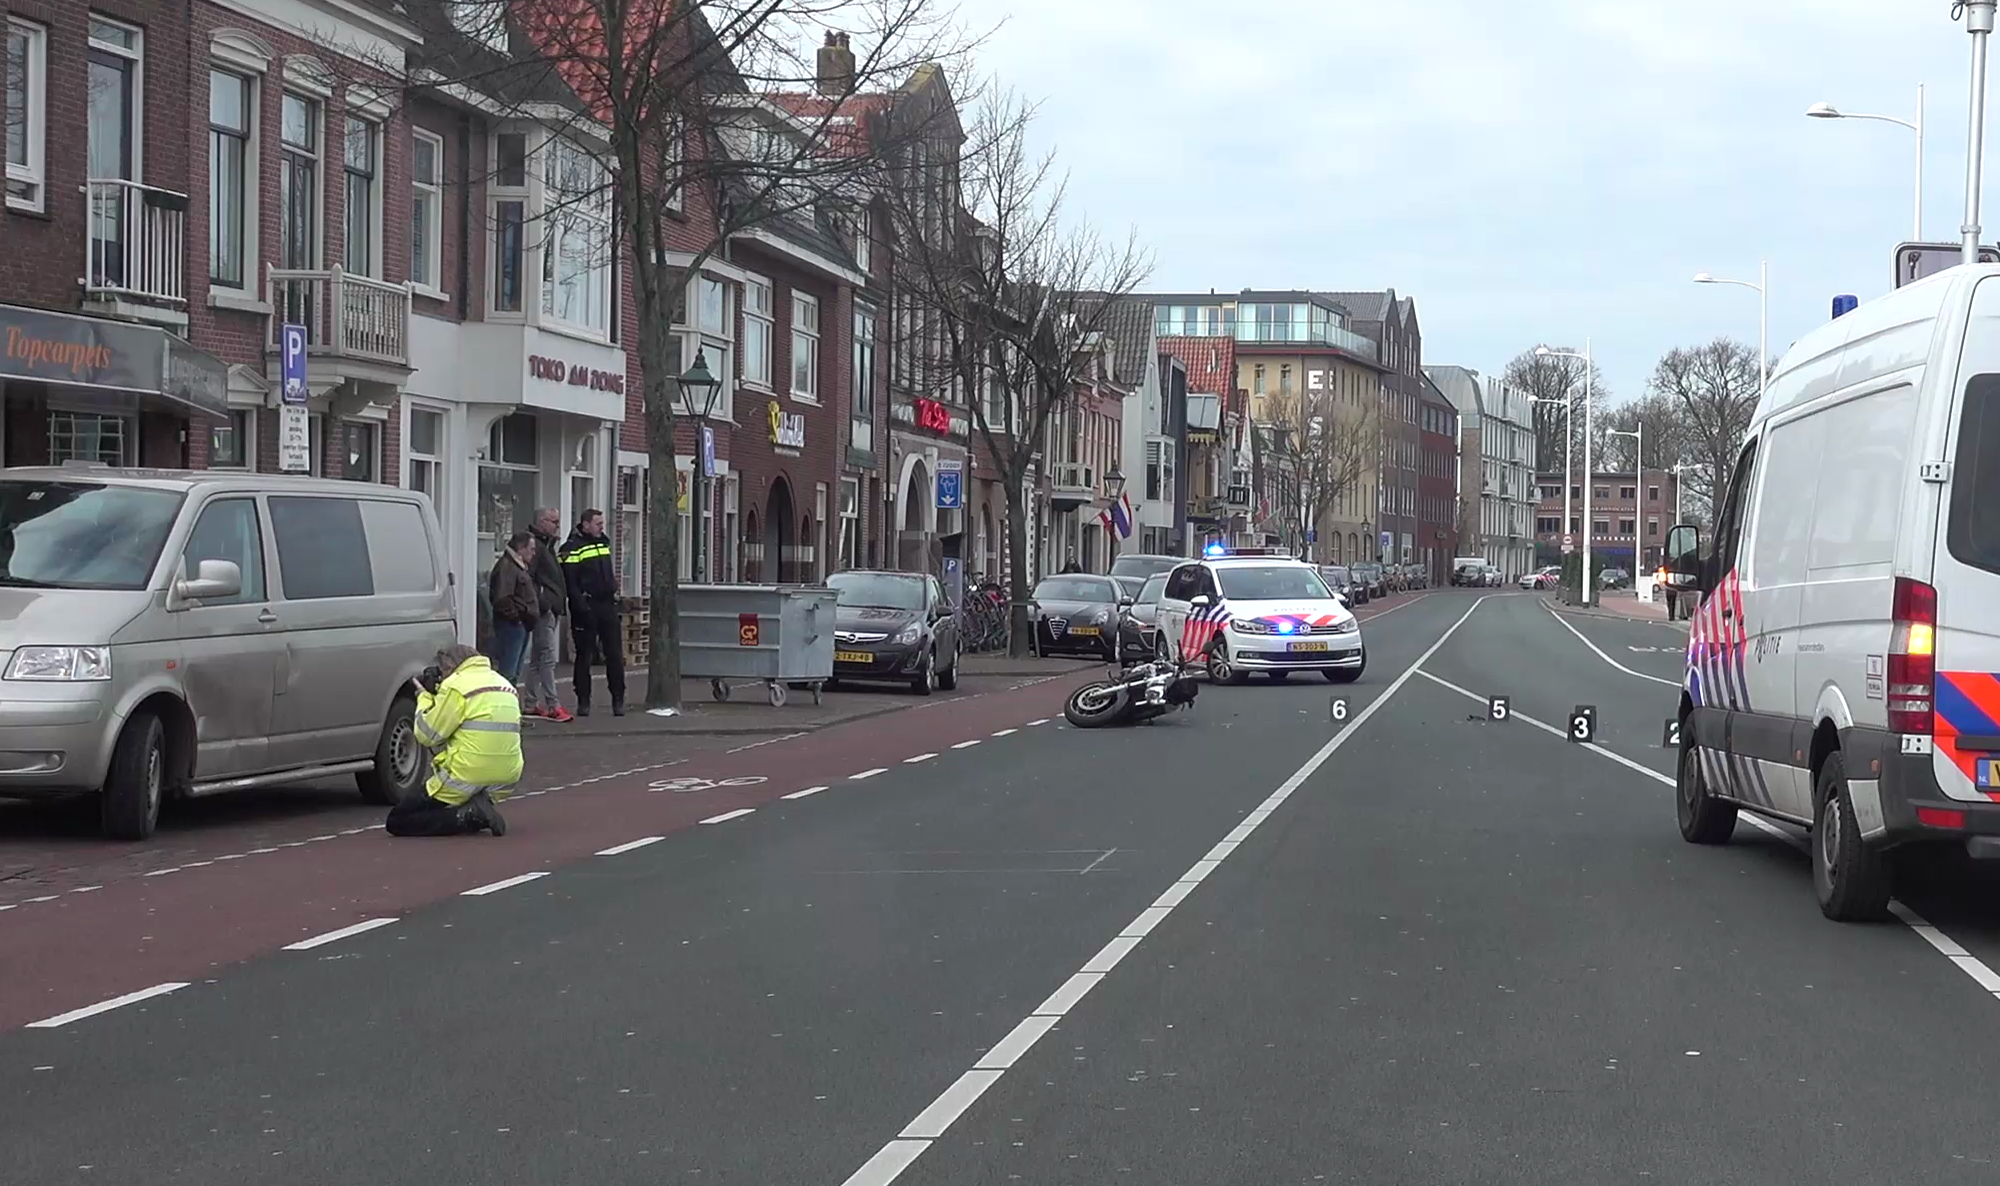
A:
[[1288, 641, 1329, 653], [834, 650, 873, 664]]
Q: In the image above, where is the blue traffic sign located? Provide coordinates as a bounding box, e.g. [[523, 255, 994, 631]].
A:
[[700, 425, 716, 478], [936, 469, 962, 510], [279, 323, 308, 405]]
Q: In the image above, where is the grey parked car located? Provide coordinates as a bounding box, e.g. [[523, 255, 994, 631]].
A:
[[0, 468, 455, 839], [827, 570, 960, 694]]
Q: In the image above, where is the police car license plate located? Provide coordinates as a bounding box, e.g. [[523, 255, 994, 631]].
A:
[[1069, 625, 1101, 636], [1288, 641, 1329, 653], [834, 650, 873, 664]]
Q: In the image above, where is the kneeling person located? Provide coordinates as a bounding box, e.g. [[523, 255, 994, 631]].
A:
[[388, 644, 520, 837]]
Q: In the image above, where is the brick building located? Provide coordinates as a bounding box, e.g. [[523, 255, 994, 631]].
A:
[[1417, 375, 1459, 583], [1533, 467, 1683, 571]]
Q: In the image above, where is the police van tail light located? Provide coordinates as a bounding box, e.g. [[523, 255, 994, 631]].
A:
[[1888, 576, 1937, 735]]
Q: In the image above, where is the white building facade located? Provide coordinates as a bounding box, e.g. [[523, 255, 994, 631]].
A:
[[1427, 365, 1536, 578]]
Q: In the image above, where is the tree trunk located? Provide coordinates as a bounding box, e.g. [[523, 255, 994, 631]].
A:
[[1006, 475, 1034, 658], [641, 277, 685, 713]]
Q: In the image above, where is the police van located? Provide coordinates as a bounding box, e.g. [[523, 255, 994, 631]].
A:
[[1663, 264, 2000, 920], [1154, 547, 1364, 684]]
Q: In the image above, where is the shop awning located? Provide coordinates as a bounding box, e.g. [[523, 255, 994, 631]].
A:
[[1, 303, 229, 419]]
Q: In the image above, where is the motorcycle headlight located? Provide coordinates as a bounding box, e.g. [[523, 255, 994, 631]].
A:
[[6, 645, 112, 682], [896, 622, 923, 645]]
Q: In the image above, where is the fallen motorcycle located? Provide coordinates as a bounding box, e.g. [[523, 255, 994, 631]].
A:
[[1063, 657, 1200, 728]]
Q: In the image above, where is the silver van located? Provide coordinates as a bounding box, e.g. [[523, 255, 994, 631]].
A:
[[0, 465, 456, 838]]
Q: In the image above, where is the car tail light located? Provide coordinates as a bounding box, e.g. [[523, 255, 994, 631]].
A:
[[1888, 577, 1937, 735]]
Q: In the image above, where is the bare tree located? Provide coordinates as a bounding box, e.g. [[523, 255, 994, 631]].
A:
[[1503, 346, 1606, 479], [387, 1, 982, 711], [883, 91, 1150, 654], [1596, 391, 1692, 475], [1263, 385, 1376, 562], [1644, 337, 1760, 523]]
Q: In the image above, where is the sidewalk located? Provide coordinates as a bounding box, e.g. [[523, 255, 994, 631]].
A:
[[522, 652, 1103, 737], [1542, 590, 1686, 629]]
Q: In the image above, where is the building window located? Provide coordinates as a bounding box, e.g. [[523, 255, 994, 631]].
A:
[[839, 476, 859, 570], [1593, 519, 1609, 535], [567, 432, 598, 526], [208, 69, 253, 286], [406, 405, 444, 519], [280, 93, 320, 269], [854, 209, 871, 272], [852, 304, 876, 454], [697, 274, 729, 337], [1648, 517, 1660, 537], [1647, 484, 1660, 503], [1253, 364, 1265, 395], [1279, 364, 1292, 396], [542, 136, 612, 335], [49, 412, 131, 465], [1619, 485, 1636, 501], [210, 409, 253, 469], [410, 129, 442, 291], [791, 291, 820, 401], [342, 420, 379, 482], [86, 19, 143, 291], [479, 413, 540, 553], [1594, 486, 1609, 500], [490, 131, 527, 313], [1618, 518, 1636, 535], [743, 275, 773, 387], [617, 464, 645, 597], [5, 19, 46, 211], [342, 116, 378, 276]]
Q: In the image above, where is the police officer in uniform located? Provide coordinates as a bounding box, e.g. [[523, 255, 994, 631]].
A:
[[561, 508, 626, 716], [388, 645, 519, 836]]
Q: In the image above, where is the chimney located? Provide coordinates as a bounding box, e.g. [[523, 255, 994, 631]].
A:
[[817, 32, 855, 97]]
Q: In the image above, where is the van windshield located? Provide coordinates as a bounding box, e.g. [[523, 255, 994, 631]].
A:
[[1947, 376, 2000, 576], [0, 481, 185, 591]]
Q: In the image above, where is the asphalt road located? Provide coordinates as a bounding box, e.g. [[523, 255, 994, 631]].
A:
[[9, 590, 2000, 1184]]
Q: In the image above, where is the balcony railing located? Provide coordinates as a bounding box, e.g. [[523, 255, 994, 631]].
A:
[[85, 179, 188, 305], [1051, 462, 1095, 494], [266, 266, 412, 366]]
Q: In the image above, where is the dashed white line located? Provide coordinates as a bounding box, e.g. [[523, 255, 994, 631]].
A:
[[835, 594, 1498, 1186], [461, 871, 549, 897], [951, 739, 982, 750], [144, 867, 180, 878], [596, 836, 665, 856], [283, 917, 397, 951], [1025, 718, 1051, 727], [699, 808, 756, 825], [26, 982, 189, 1029], [851, 768, 887, 781], [783, 785, 831, 800], [991, 728, 1018, 738], [904, 753, 938, 764], [24, 895, 56, 904]]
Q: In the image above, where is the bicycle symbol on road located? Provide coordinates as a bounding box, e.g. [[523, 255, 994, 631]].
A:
[[647, 775, 768, 794]]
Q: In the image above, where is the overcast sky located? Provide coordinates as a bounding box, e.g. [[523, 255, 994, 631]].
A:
[[954, 0, 1981, 403]]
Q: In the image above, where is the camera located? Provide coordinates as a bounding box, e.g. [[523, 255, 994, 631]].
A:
[[417, 665, 444, 694]]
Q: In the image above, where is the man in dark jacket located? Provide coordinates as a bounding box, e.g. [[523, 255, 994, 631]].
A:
[[524, 507, 572, 721], [560, 508, 626, 716], [487, 531, 539, 684]]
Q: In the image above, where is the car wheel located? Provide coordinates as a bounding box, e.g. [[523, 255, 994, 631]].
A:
[[1675, 730, 1736, 844], [912, 650, 936, 696], [357, 695, 425, 806], [1813, 753, 1892, 921], [938, 643, 960, 691], [1206, 642, 1247, 686], [102, 709, 166, 841]]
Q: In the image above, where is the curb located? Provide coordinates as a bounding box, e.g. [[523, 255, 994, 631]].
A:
[[1539, 593, 1689, 631]]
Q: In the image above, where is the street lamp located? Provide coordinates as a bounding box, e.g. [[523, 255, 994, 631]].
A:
[[1607, 425, 1642, 567], [1963, 1, 1997, 265], [1529, 393, 1572, 563], [1806, 87, 1924, 240], [1669, 460, 1698, 524], [1536, 342, 1594, 606], [676, 350, 724, 583], [1693, 263, 1768, 397]]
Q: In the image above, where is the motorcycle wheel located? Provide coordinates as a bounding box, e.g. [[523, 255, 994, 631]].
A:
[[1064, 681, 1128, 728]]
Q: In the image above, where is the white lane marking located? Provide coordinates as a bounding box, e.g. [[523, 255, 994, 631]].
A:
[[596, 836, 665, 856], [1078, 847, 1117, 875], [951, 739, 982, 750], [461, 872, 549, 896], [837, 594, 1500, 1185], [283, 917, 397, 951], [24, 895, 56, 903], [1417, 667, 2000, 1012], [1542, 601, 1679, 687], [1026, 718, 1051, 726], [783, 785, 831, 800], [699, 808, 756, 825], [851, 768, 887, 781], [991, 728, 1018, 737], [1152, 882, 1195, 910], [1352, 590, 1435, 623], [69, 886, 100, 894], [26, 982, 189, 1029], [905, 753, 938, 764], [973, 1014, 1060, 1070], [144, 867, 181, 878]]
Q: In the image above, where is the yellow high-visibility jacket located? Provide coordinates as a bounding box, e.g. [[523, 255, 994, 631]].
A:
[[413, 655, 523, 806]]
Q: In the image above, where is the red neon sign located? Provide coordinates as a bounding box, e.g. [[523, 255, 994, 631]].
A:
[[915, 397, 951, 433]]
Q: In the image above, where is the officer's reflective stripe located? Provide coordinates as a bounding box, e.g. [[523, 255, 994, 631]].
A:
[[413, 716, 444, 745], [463, 685, 517, 699], [457, 720, 520, 733], [436, 771, 518, 796]]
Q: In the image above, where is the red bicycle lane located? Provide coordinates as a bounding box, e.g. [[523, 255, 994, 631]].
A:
[[0, 672, 1086, 1034]]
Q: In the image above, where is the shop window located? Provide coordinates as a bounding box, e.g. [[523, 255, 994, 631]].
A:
[[48, 412, 132, 465], [341, 420, 378, 482], [617, 463, 645, 598], [406, 405, 444, 517], [838, 477, 859, 570], [210, 409, 253, 469], [567, 432, 597, 526]]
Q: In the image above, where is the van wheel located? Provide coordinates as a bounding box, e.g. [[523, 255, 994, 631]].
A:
[[1813, 753, 1892, 921], [102, 710, 165, 841], [357, 696, 425, 806], [1676, 735, 1736, 844]]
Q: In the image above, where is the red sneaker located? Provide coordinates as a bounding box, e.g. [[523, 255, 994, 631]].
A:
[[546, 706, 575, 723], [522, 704, 546, 719]]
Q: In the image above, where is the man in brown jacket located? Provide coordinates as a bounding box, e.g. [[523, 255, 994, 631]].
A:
[[488, 531, 539, 685]]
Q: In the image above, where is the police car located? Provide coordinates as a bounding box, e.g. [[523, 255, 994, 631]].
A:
[[1154, 546, 1365, 684]]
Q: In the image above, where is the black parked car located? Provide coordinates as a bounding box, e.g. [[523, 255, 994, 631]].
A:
[[827, 570, 960, 695], [1318, 564, 1363, 605], [1109, 553, 1185, 583], [1031, 573, 1126, 660]]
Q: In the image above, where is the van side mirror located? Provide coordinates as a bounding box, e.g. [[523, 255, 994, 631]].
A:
[[1663, 524, 1707, 591], [175, 558, 242, 603], [1189, 594, 1213, 608]]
